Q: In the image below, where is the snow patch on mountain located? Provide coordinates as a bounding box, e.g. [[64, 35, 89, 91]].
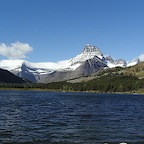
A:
[[127, 54, 144, 67], [127, 58, 140, 67], [0, 60, 24, 71], [23, 60, 70, 71], [105, 56, 126, 68], [0, 59, 81, 76], [138, 54, 144, 62], [21, 60, 81, 75]]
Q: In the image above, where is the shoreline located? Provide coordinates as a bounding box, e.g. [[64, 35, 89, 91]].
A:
[[0, 87, 143, 95]]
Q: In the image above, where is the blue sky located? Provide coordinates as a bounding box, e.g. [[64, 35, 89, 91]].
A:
[[0, 0, 144, 62]]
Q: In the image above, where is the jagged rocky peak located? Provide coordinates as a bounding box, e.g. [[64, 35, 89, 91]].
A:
[[105, 55, 114, 63], [83, 44, 103, 56], [114, 59, 127, 66], [70, 44, 105, 66]]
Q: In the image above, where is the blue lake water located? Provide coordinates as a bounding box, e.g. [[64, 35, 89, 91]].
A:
[[0, 90, 144, 144]]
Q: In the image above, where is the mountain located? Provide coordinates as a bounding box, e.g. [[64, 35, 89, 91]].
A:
[[105, 55, 127, 68], [0, 44, 143, 83], [138, 54, 144, 62], [127, 54, 144, 67], [0, 44, 108, 83], [17, 45, 107, 83], [0, 68, 27, 83], [127, 58, 140, 67], [37, 56, 107, 83]]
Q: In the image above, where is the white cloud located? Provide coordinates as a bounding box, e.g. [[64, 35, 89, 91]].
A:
[[0, 41, 33, 59]]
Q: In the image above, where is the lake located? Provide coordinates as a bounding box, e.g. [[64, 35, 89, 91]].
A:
[[0, 90, 144, 144]]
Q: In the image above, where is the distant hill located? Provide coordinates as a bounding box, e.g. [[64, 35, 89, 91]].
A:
[[0, 68, 27, 83], [68, 62, 144, 83], [123, 62, 144, 79]]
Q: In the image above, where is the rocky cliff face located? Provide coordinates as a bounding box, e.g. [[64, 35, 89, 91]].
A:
[[82, 44, 103, 58]]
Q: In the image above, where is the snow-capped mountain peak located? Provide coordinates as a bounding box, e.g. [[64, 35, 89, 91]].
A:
[[83, 44, 103, 58], [70, 44, 104, 66]]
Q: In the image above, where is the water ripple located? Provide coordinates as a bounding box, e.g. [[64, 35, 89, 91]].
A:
[[0, 91, 144, 144]]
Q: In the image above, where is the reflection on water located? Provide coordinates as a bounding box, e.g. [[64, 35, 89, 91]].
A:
[[0, 91, 144, 144]]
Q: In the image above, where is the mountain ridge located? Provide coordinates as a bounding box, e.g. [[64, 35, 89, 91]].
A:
[[0, 44, 143, 83], [0, 68, 28, 83]]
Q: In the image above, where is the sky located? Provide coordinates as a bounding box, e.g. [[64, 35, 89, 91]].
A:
[[0, 0, 144, 62]]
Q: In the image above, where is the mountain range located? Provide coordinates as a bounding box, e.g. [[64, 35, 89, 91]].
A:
[[0, 44, 143, 83]]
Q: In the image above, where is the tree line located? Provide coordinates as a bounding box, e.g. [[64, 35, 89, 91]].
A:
[[0, 73, 144, 93]]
